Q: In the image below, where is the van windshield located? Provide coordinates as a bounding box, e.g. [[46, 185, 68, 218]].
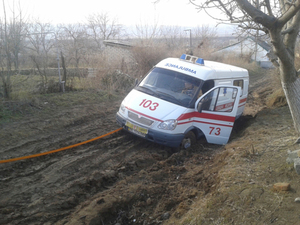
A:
[[136, 67, 202, 107]]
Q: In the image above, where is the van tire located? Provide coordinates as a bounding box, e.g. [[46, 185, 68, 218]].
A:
[[181, 131, 196, 149]]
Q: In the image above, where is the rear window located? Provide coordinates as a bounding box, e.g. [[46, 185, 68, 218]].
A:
[[233, 80, 243, 96]]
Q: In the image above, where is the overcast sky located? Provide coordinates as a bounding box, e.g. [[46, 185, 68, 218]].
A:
[[1, 0, 217, 27]]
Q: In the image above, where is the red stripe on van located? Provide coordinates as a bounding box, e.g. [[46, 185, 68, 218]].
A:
[[178, 120, 233, 127], [177, 112, 235, 123], [238, 102, 246, 108], [126, 107, 164, 122], [215, 102, 234, 111], [239, 98, 247, 104]]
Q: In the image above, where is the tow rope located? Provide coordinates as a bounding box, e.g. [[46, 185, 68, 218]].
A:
[[0, 128, 123, 164]]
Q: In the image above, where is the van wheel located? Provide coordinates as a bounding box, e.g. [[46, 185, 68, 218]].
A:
[[181, 131, 196, 149]]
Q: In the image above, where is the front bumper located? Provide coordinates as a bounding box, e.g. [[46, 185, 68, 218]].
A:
[[116, 112, 184, 148]]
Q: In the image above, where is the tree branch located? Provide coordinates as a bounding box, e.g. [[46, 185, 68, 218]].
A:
[[235, 0, 277, 29], [215, 0, 234, 20], [264, 0, 274, 16], [281, 27, 295, 34], [283, 9, 300, 54], [278, 0, 300, 25]]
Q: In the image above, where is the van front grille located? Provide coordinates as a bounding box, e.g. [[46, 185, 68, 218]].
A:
[[128, 111, 154, 126]]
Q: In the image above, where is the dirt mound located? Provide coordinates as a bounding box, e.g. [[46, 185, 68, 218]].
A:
[[58, 144, 227, 225], [266, 88, 287, 108], [173, 105, 299, 225]]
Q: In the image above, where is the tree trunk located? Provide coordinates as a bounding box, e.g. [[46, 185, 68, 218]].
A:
[[190, 0, 300, 137], [269, 27, 300, 134], [1, 73, 11, 99], [61, 51, 67, 87], [281, 77, 300, 134]]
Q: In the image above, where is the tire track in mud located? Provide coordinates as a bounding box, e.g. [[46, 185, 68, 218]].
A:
[[0, 135, 244, 225], [0, 130, 148, 225], [0, 102, 128, 224], [58, 141, 223, 225], [0, 112, 116, 160], [56, 116, 254, 225], [1, 110, 187, 225], [0, 96, 253, 225]]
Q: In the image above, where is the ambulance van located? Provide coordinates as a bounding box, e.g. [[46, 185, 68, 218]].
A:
[[116, 54, 249, 149]]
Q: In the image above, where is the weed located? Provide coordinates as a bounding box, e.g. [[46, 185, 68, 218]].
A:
[[241, 144, 259, 158], [266, 88, 287, 107], [0, 104, 13, 122], [131, 43, 169, 76]]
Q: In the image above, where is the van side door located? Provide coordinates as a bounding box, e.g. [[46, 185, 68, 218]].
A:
[[194, 86, 241, 145]]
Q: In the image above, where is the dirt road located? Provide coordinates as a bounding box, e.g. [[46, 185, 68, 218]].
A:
[[0, 96, 231, 225], [1, 70, 299, 225]]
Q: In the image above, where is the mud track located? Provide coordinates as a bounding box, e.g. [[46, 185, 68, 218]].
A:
[[0, 98, 253, 225]]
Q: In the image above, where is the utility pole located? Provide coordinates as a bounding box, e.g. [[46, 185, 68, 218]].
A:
[[184, 29, 193, 55]]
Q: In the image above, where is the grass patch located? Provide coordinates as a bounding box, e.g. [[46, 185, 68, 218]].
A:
[[0, 105, 17, 123], [41, 89, 121, 107], [0, 70, 133, 124], [0, 87, 125, 125], [266, 88, 287, 107], [165, 106, 297, 225]]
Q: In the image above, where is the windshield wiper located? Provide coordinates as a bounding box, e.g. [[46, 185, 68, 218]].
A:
[[136, 86, 155, 96], [156, 91, 182, 104]]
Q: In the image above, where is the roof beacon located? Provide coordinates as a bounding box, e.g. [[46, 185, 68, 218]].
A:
[[196, 58, 204, 65], [179, 54, 204, 66]]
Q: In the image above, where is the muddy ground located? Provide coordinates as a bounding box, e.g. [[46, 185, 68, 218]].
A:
[[1, 71, 300, 225]]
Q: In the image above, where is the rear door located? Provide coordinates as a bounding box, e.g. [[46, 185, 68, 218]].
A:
[[194, 86, 241, 145]]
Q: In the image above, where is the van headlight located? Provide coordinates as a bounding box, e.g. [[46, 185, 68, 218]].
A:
[[158, 119, 177, 130], [120, 104, 126, 113]]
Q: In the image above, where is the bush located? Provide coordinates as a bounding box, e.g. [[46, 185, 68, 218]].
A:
[[101, 70, 135, 93], [33, 79, 64, 94], [131, 43, 169, 77]]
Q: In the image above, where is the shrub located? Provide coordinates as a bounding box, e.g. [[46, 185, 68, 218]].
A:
[[131, 43, 169, 77], [100, 70, 135, 93]]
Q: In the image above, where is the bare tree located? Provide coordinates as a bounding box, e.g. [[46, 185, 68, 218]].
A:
[[0, 0, 27, 98], [160, 25, 186, 49], [58, 23, 89, 76], [26, 21, 55, 89], [133, 19, 162, 45], [87, 12, 123, 50], [179, 0, 300, 136], [192, 24, 218, 57]]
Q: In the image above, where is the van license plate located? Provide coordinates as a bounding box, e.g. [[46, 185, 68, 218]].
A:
[[125, 121, 148, 137]]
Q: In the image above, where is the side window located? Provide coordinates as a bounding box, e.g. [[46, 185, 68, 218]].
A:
[[233, 80, 243, 96], [198, 80, 214, 98], [214, 87, 236, 112], [199, 88, 218, 111], [198, 87, 238, 113]]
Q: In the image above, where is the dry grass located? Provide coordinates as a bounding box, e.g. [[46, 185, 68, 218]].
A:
[[163, 65, 298, 225], [131, 43, 170, 76], [165, 127, 297, 224]]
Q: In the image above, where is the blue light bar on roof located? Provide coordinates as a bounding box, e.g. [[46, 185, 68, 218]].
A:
[[196, 58, 204, 65], [179, 54, 204, 66], [180, 54, 186, 59]]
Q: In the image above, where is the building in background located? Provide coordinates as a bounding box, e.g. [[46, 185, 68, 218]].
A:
[[213, 36, 274, 68]]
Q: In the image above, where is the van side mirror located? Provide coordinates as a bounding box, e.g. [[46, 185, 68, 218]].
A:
[[197, 100, 203, 113], [135, 78, 139, 86]]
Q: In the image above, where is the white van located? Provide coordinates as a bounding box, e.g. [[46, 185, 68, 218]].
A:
[[116, 54, 249, 149]]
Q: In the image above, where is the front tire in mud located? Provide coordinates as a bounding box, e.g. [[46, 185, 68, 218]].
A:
[[181, 131, 196, 150]]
